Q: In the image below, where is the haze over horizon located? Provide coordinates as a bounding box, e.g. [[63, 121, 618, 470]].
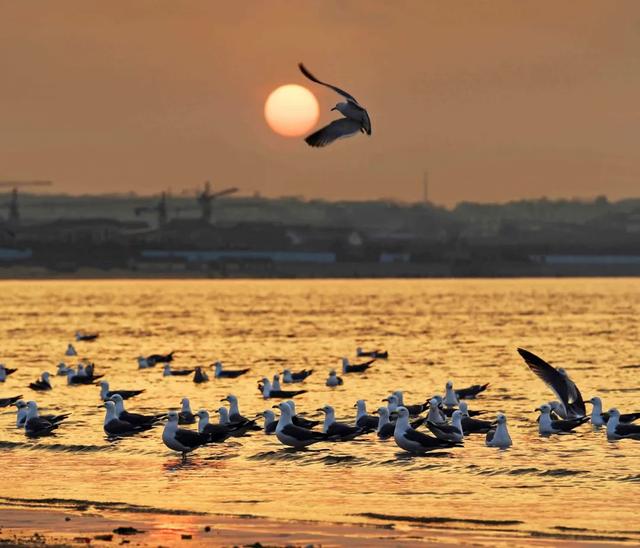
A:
[[1, 1, 639, 206]]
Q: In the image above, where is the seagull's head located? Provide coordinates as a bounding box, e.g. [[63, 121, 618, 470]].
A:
[[341, 358, 349, 365], [445, 381, 453, 390], [285, 400, 295, 412], [332, 102, 349, 115], [110, 394, 123, 404], [354, 399, 366, 411], [99, 381, 108, 389], [386, 395, 398, 405], [42, 372, 50, 381], [195, 409, 209, 420], [273, 374, 280, 380], [167, 411, 179, 423], [181, 397, 191, 410], [104, 400, 116, 411], [277, 402, 291, 415], [608, 408, 620, 418], [329, 369, 336, 376], [356, 347, 362, 353], [459, 401, 469, 414], [588, 397, 601, 406], [15, 400, 26, 409], [451, 410, 463, 421], [377, 407, 389, 418], [496, 413, 507, 425], [283, 369, 291, 375], [261, 409, 275, 419], [538, 404, 551, 413], [396, 407, 409, 419], [317, 405, 332, 415]]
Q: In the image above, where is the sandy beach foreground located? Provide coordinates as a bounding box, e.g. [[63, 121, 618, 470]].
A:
[[0, 502, 632, 547]]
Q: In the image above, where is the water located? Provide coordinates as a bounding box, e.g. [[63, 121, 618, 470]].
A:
[[0, 279, 639, 541]]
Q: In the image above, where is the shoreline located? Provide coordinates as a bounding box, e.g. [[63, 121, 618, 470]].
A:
[[0, 501, 634, 547]]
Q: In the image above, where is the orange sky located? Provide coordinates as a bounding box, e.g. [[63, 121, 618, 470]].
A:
[[1, 1, 639, 205]]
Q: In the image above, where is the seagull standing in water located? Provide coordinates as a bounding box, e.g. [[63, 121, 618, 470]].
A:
[[29, 372, 52, 391], [162, 411, 209, 459], [299, 62, 371, 148], [275, 402, 326, 449]]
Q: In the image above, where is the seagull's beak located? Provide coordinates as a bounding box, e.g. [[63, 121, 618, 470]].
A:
[[220, 397, 228, 402], [330, 107, 337, 111], [381, 398, 389, 402], [352, 403, 357, 408], [271, 405, 279, 409]]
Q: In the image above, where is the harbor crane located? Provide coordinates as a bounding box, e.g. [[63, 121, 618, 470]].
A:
[[0, 180, 53, 225]]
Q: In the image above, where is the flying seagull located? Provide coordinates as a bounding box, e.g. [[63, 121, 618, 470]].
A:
[[517, 348, 586, 418], [298, 62, 371, 148]]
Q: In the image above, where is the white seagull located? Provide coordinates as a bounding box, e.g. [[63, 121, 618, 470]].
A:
[[299, 62, 371, 148], [275, 402, 325, 449], [485, 413, 513, 448]]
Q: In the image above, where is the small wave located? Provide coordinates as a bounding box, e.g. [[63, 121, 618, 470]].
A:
[[538, 468, 586, 477], [357, 512, 523, 526], [0, 440, 112, 453], [620, 364, 640, 369]]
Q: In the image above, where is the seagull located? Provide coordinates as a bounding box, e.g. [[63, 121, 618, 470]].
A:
[[213, 361, 250, 379], [75, 331, 99, 342], [606, 408, 640, 441], [425, 397, 447, 425], [145, 351, 175, 366], [455, 383, 490, 399], [356, 347, 388, 359], [517, 348, 586, 418], [66, 370, 103, 385], [383, 394, 399, 414], [298, 62, 371, 148], [193, 366, 209, 384], [99, 381, 144, 401], [427, 410, 465, 443], [537, 404, 589, 435], [260, 410, 278, 435], [162, 364, 194, 377], [442, 381, 459, 408], [216, 407, 258, 436], [341, 357, 375, 374], [274, 402, 326, 449], [103, 400, 152, 437], [588, 397, 640, 427], [0, 364, 17, 382], [485, 413, 513, 448], [282, 368, 313, 383], [56, 362, 73, 376], [29, 372, 52, 391], [195, 410, 239, 442], [24, 401, 64, 438], [459, 402, 495, 434], [354, 400, 379, 431], [393, 407, 459, 454], [65, 344, 77, 356], [318, 404, 365, 441], [326, 370, 343, 387], [272, 374, 282, 391], [179, 397, 196, 424], [17, 400, 69, 429], [285, 400, 320, 429], [109, 394, 163, 427], [137, 356, 153, 369], [259, 378, 307, 399], [0, 394, 22, 408], [220, 394, 250, 423], [392, 391, 429, 416], [376, 407, 396, 440], [162, 410, 210, 458]]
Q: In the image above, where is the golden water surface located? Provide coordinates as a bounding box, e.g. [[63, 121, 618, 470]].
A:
[[0, 279, 638, 541]]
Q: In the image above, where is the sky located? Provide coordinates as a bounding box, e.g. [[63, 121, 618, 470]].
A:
[[1, 1, 639, 205]]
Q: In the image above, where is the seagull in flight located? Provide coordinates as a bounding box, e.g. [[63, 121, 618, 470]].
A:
[[298, 62, 371, 148]]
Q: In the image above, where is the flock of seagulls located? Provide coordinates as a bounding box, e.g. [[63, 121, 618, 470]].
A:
[[1, 340, 638, 458]]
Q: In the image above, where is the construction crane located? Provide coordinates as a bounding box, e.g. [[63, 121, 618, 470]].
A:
[[0, 180, 53, 225], [134, 191, 168, 227], [197, 181, 238, 223]]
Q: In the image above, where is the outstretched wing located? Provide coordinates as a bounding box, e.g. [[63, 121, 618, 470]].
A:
[[299, 63, 360, 105], [305, 118, 362, 148], [517, 348, 572, 408]]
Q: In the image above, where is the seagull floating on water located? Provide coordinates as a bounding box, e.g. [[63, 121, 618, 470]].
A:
[[99, 381, 144, 401], [606, 408, 640, 441], [260, 410, 278, 435], [259, 378, 307, 399], [213, 361, 249, 379], [24, 401, 67, 437], [285, 400, 320, 429], [178, 397, 196, 424], [537, 404, 589, 435], [394, 407, 459, 454], [75, 331, 99, 342], [392, 391, 428, 416], [56, 362, 72, 376], [459, 402, 495, 434], [354, 400, 379, 431], [298, 62, 371, 148], [0, 364, 17, 382], [0, 394, 22, 408], [283, 368, 313, 383], [195, 410, 240, 442], [109, 394, 163, 427], [17, 400, 69, 430], [274, 402, 326, 449], [356, 347, 388, 359], [162, 364, 194, 377], [376, 407, 396, 440], [517, 348, 586, 419], [216, 407, 259, 436], [103, 400, 152, 437], [427, 410, 464, 443], [221, 394, 251, 423], [66, 369, 103, 385], [326, 370, 343, 387], [144, 351, 175, 366], [65, 344, 77, 357], [193, 366, 209, 384], [29, 372, 52, 392], [588, 397, 640, 427], [163, 411, 209, 458], [341, 357, 375, 374], [485, 413, 513, 448], [319, 404, 365, 441], [443, 381, 459, 408]]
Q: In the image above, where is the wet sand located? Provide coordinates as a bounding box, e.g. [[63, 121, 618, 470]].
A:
[[0, 504, 631, 547]]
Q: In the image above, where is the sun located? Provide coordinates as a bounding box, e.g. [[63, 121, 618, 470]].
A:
[[264, 84, 319, 137]]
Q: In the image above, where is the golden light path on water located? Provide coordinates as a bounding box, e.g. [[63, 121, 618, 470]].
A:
[[0, 279, 638, 540]]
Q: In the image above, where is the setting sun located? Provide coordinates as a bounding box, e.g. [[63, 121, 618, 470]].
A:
[[264, 84, 319, 137]]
